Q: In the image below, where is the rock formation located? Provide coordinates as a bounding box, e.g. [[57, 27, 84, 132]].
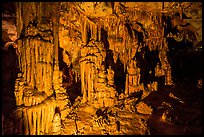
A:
[[1, 2, 202, 135]]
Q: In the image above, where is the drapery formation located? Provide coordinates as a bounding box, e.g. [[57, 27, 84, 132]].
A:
[[13, 2, 180, 135]]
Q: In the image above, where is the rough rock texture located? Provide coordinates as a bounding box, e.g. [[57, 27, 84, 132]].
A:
[[2, 2, 202, 135]]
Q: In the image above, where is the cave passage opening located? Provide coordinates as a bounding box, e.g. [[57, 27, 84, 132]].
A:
[[59, 47, 81, 104]]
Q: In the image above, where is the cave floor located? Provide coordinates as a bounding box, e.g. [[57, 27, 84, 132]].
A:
[[2, 77, 202, 135], [60, 78, 202, 135], [62, 108, 150, 135], [142, 77, 202, 135]]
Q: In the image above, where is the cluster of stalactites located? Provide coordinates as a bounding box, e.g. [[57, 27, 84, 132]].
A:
[[60, 2, 173, 105], [14, 3, 72, 135], [80, 39, 106, 104], [15, 2, 63, 97], [22, 97, 56, 135], [81, 17, 102, 44], [17, 37, 54, 97]]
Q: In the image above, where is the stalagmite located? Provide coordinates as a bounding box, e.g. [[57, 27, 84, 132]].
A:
[[52, 113, 62, 135], [107, 66, 115, 86]]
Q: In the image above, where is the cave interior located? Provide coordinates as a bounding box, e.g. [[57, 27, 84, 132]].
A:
[[1, 2, 202, 135]]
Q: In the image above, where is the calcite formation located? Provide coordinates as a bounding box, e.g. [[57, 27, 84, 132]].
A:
[[2, 2, 201, 135]]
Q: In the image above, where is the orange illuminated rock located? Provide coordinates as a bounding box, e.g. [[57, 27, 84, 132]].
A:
[[10, 2, 201, 135]]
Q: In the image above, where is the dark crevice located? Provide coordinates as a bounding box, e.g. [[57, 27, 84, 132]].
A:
[[113, 56, 126, 94], [1, 46, 19, 116], [58, 47, 81, 104], [101, 28, 109, 50]]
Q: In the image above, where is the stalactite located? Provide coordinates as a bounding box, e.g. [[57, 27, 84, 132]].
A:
[[42, 44, 46, 93], [39, 42, 42, 62], [87, 21, 90, 42], [28, 97, 32, 106], [21, 41, 25, 81], [50, 41, 54, 78], [28, 108, 34, 134], [53, 4, 60, 65], [43, 63, 47, 94], [123, 27, 127, 50], [48, 102, 53, 133], [41, 106, 45, 134], [38, 43, 43, 91], [87, 67, 91, 101], [33, 43, 37, 87], [30, 43, 34, 88], [125, 74, 129, 95], [46, 47, 50, 90], [83, 18, 87, 43], [18, 40, 23, 71], [46, 64, 52, 96], [36, 108, 41, 135], [90, 23, 93, 40], [35, 40, 38, 65], [23, 41, 27, 82], [94, 24, 97, 41], [26, 41, 31, 85], [116, 21, 119, 38], [33, 110, 37, 134], [81, 17, 84, 42], [91, 69, 94, 99], [82, 64, 87, 103], [35, 63, 40, 91], [81, 61, 85, 95], [39, 63, 43, 92], [23, 108, 29, 135], [75, 71, 77, 83], [42, 42, 46, 63], [85, 65, 88, 101], [16, 3, 21, 36], [45, 106, 49, 134]]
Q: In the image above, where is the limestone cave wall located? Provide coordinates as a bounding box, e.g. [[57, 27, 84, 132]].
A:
[[2, 2, 202, 135]]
